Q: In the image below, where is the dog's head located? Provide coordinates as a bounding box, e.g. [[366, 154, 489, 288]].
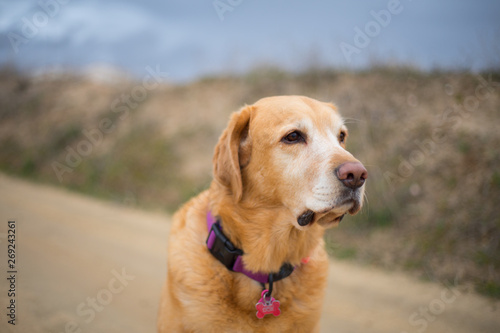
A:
[[214, 96, 367, 229]]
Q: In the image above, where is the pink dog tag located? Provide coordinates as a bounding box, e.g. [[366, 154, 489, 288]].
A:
[[255, 290, 281, 319]]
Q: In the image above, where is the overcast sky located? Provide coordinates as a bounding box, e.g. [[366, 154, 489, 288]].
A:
[[1, 0, 499, 81]]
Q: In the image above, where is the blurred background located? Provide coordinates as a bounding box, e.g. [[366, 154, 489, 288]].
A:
[[1, 0, 499, 79], [1, 0, 500, 326]]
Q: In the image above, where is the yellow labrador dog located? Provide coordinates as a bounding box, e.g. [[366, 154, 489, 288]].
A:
[[158, 96, 367, 332]]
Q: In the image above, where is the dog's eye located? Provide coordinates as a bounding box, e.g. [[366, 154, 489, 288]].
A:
[[282, 131, 305, 144], [339, 131, 346, 144]]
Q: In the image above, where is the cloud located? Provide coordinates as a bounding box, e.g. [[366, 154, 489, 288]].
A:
[[1, 0, 499, 81]]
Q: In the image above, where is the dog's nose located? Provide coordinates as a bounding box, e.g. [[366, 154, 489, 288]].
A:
[[336, 162, 368, 189]]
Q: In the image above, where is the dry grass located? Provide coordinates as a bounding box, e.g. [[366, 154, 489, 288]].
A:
[[1, 65, 499, 297]]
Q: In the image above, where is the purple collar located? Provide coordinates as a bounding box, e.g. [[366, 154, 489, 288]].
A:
[[206, 211, 294, 284]]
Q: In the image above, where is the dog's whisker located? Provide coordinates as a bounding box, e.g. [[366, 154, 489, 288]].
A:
[[312, 186, 330, 190], [313, 192, 333, 197], [313, 197, 334, 204]]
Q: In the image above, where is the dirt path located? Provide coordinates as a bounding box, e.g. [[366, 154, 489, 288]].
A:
[[0, 174, 499, 333]]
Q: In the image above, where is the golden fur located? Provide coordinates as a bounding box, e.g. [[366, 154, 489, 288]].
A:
[[158, 96, 366, 332]]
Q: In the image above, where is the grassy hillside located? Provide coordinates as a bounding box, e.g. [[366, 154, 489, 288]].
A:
[[1, 66, 499, 298]]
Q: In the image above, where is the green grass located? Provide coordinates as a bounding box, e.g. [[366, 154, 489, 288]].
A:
[[491, 171, 500, 188], [476, 281, 500, 299], [50, 123, 82, 151], [326, 242, 358, 261]]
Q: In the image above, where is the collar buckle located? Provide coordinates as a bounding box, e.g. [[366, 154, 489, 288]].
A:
[[206, 211, 295, 284], [206, 221, 243, 271]]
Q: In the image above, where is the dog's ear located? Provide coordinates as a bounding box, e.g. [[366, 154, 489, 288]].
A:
[[213, 105, 253, 201]]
